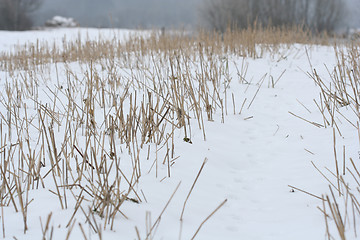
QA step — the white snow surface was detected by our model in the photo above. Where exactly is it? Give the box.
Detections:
[0,28,140,53]
[0,28,358,240]
[45,16,79,28]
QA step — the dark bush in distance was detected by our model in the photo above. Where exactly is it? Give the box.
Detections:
[201,0,345,33]
[0,0,42,31]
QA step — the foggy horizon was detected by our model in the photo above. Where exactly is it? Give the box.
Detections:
[31,0,360,30]
[32,0,203,29]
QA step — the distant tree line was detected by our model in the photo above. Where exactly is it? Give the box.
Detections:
[201,0,345,33]
[33,0,197,29]
[0,0,347,32]
[0,0,42,30]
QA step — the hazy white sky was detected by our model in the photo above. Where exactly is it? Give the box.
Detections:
[33,0,202,28]
[32,0,360,29]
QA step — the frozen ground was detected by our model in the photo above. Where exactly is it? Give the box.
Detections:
[0,28,140,53]
[0,28,357,239]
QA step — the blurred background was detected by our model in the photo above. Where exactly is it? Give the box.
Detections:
[33,0,201,29]
[0,0,359,34]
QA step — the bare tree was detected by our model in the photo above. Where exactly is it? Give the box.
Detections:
[201,0,345,33]
[310,0,344,32]
[0,0,42,30]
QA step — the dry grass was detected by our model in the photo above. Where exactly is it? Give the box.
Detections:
[0,25,328,73]
[0,26,337,239]
[306,40,360,239]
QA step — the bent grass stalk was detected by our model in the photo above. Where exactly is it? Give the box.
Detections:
[0,26,335,238]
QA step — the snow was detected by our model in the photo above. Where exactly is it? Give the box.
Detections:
[0,28,140,53]
[45,16,79,28]
[0,28,357,239]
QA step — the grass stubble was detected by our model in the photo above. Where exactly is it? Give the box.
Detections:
[298,40,360,239]
[0,25,350,239]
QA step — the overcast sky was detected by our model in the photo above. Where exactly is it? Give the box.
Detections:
[32,0,204,29]
[32,0,360,30]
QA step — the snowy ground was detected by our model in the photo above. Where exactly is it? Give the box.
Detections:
[0,28,357,239]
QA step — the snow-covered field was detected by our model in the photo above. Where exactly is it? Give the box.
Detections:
[0,28,358,239]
